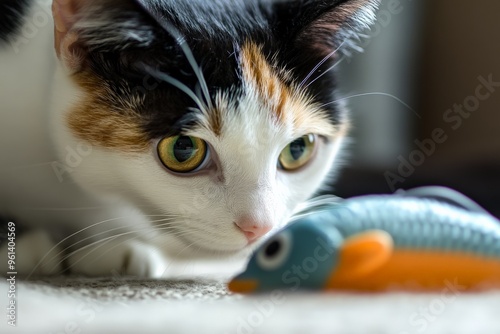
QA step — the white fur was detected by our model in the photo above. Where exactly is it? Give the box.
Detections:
[0,1,344,278]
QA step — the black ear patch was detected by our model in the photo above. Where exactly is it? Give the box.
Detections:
[73,0,164,52]
[0,0,31,43]
[273,0,380,57]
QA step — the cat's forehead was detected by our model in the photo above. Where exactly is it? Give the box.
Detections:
[67,40,342,153]
[193,42,338,139]
[61,0,381,153]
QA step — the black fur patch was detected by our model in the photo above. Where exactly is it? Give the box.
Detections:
[0,0,31,43]
[74,0,378,140]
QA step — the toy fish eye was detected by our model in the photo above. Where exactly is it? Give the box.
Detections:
[256,231,292,271]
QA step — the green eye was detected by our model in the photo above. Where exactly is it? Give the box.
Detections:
[157,136,208,173]
[278,134,316,171]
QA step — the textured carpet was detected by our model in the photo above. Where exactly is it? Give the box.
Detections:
[1,277,500,334]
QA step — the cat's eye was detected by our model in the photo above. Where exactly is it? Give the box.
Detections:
[157,136,208,173]
[278,134,316,171]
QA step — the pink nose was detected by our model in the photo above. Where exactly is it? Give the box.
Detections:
[235,219,272,242]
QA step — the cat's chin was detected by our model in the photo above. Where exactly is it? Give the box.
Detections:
[174,244,253,261]
[155,232,259,261]
[180,240,255,258]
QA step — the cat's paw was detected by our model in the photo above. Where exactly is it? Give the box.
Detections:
[0,230,64,277]
[68,239,169,278]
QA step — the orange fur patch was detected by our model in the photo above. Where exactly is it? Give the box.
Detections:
[240,42,289,122]
[67,71,150,153]
[207,106,223,137]
[240,42,341,139]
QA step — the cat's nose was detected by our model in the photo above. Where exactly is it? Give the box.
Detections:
[235,219,272,242]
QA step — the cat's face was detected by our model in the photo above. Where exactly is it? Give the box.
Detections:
[51,0,379,255]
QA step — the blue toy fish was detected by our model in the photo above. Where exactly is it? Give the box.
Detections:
[228,187,500,293]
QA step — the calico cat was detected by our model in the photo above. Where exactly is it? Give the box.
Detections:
[0,0,379,278]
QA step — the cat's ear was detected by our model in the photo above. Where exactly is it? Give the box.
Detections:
[272,0,381,57]
[52,0,157,72]
[52,0,84,70]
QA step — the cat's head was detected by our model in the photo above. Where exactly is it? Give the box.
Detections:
[50,0,379,256]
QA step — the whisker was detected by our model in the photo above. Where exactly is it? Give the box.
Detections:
[173,240,197,258]
[42,217,179,272]
[292,195,343,219]
[22,206,105,212]
[26,214,179,279]
[304,57,344,89]
[58,235,119,274]
[140,64,207,114]
[135,1,213,109]
[168,28,212,109]
[299,39,347,89]
[159,239,198,277]
[321,92,421,118]
[20,203,159,211]
[61,226,202,276]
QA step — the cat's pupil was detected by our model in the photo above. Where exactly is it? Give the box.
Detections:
[174,136,195,162]
[289,138,306,161]
[265,240,281,258]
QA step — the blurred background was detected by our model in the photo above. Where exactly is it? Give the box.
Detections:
[333,0,500,217]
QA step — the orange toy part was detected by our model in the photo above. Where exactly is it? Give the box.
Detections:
[330,230,394,281]
[327,230,500,291]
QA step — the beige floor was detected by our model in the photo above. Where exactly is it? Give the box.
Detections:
[1,277,499,334]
